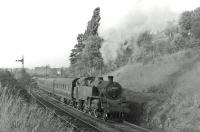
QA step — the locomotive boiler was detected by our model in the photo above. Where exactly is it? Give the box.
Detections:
[36,76,129,121]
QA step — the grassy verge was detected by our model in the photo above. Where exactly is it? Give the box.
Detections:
[0,70,72,132]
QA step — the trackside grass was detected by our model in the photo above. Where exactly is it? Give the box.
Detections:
[0,86,73,132]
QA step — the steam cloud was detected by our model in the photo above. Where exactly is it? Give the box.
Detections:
[100,6,178,64]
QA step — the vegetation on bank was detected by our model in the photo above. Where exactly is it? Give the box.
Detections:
[0,70,71,132]
[68,7,200,77]
[108,7,200,132]
[0,5,199,132]
[68,6,200,132]
[114,48,200,132]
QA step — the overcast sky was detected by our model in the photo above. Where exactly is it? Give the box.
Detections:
[0,0,199,68]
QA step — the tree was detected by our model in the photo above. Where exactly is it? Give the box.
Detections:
[81,36,104,76]
[179,11,192,38]
[191,7,200,39]
[137,31,153,47]
[69,49,78,65]
[171,34,186,51]
[179,11,192,31]
[69,34,85,65]
[69,7,103,76]
[84,7,101,36]
[164,21,179,40]
[191,17,200,39]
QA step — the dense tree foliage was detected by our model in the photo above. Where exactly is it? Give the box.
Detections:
[81,36,103,75]
[179,7,200,39]
[67,6,200,77]
[191,7,200,39]
[84,7,101,36]
[137,31,153,47]
[179,11,192,37]
[69,7,103,77]
[69,34,85,65]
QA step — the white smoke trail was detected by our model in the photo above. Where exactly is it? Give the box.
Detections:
[100,5,178,63]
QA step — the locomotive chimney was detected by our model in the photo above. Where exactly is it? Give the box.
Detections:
[108,76,113,83]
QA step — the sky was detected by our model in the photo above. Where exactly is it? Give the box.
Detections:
[0,0,200,68]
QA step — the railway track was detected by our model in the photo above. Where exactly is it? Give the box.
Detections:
[31,90,103,132]
[31,88,154,132]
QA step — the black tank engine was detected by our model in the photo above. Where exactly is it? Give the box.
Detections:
[36,76,129,121]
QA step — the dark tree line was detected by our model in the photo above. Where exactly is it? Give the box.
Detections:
[179,7,200,39]
[133,6,200,64]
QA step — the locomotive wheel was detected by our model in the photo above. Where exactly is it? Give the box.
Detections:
[83,108,87,113]
[93,109,101,118]
[119,112,124,123]
[64,99,69,104]
[77,100,84,111]
[103,113,108,121]
[83,104,88,113]
[60,97,64,103]
[88,111,93,116]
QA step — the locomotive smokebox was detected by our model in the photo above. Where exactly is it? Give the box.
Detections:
[108,76,113,83]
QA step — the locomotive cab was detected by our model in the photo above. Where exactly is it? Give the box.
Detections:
[92,86,100,96]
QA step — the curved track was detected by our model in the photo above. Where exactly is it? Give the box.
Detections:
[31,88,154,132]
[31,90,104,132]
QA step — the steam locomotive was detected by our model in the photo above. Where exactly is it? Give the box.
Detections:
[35,76,129,121]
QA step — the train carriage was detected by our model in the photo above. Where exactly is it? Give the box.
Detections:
[36,78,55,93]
[53,78,74,100]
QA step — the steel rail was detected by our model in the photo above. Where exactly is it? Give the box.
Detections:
[32,88,154,132]
[45,92,154,132]
[30,91,82,131]
[39,91,130,132]
[123,121,153,132]
[31,91,103,132]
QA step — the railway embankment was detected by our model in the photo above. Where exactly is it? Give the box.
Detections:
[0,70,71,132]
[112,49,200,132]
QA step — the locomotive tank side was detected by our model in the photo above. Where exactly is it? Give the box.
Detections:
[71,77,96,110]
[73,77,95,100]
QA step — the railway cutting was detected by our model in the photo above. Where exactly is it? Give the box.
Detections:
[30,77,153,132]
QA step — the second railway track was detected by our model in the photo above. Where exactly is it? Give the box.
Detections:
[30,88,153,132]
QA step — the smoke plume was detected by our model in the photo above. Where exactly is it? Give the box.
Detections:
[100,5,178,63]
